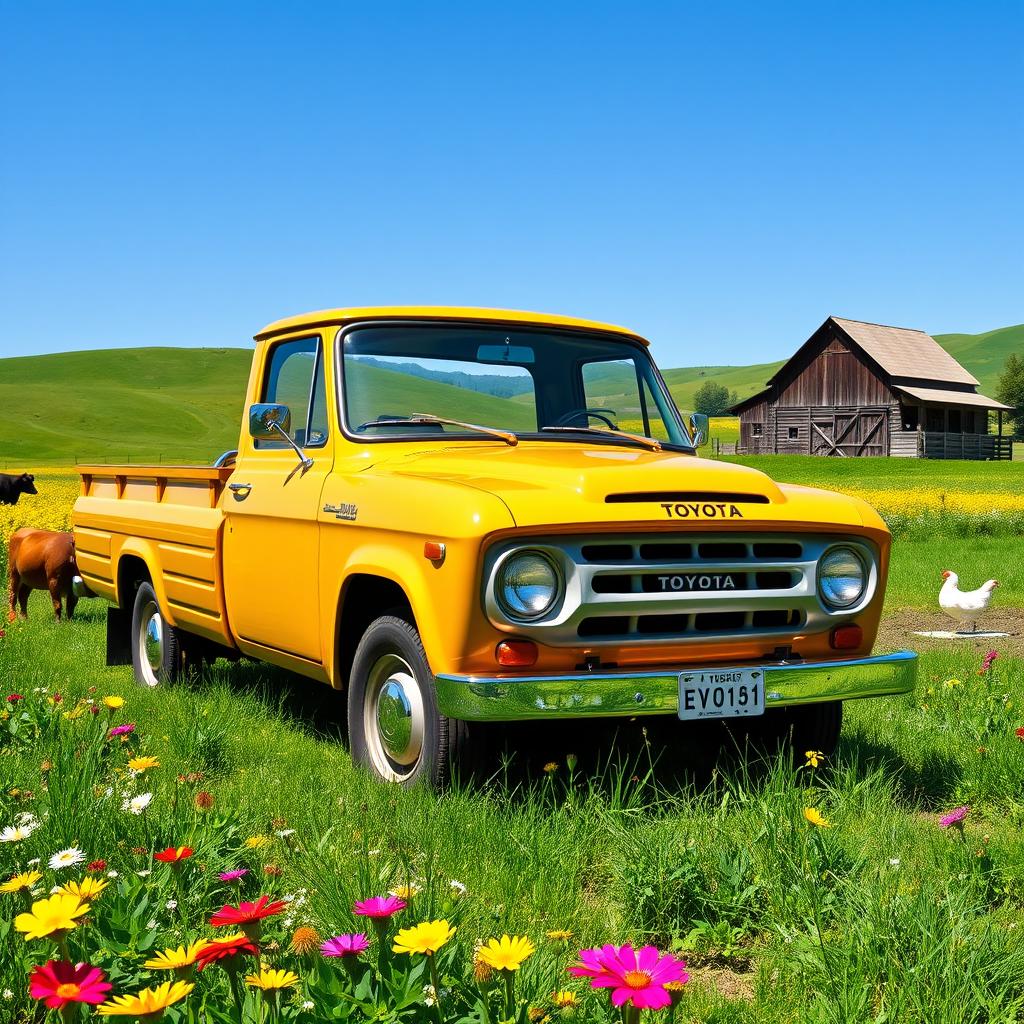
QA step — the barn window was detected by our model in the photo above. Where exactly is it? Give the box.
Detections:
[752,423,763,437]
[787,426,798,440]
[902,406,919,430]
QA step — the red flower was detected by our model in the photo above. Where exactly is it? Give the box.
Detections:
[210,895,287,928]
[7,694,23,703]
[86,860,107,873]
[194,932,259,971]
[1016,727,1024,740]
[29,960,111,1008]
[154,846,194,864]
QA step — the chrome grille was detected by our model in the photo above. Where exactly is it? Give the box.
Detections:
[483,533,877,646]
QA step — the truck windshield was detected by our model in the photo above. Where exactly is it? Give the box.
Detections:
[340,324,690,447]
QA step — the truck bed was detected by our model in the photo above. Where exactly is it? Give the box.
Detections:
[73,465,235,647]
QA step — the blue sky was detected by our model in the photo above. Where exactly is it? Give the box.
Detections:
[1,1,1021,367]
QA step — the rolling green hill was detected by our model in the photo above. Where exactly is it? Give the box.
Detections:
[0,323,1018,466]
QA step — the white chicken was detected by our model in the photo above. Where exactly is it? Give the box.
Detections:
[938,570,998,634]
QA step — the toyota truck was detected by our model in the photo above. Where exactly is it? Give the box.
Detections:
[72,306,917,785]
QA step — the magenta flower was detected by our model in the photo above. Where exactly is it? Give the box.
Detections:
[353,895,406,918]
[219,869,249,882]
[108,723,136,738]
[981,650,998,672]
[569,943,688,1010]
[321,933,370,957]
[939,806,969,829]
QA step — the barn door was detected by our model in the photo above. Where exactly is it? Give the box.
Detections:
[810,409,888,457]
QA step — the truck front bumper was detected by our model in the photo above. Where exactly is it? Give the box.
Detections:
[435,650,917,722]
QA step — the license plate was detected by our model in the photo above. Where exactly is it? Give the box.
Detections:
[678,667,765,720]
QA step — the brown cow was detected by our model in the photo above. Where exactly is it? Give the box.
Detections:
[7,529,79,622]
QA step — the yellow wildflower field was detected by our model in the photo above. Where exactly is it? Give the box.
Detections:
[0,472,81,546]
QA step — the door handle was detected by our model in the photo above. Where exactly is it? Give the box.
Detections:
[228,482,253,498]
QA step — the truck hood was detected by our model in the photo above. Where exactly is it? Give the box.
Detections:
[373,442,873,532]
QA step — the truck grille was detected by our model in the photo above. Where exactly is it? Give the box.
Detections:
[484,533,874,647]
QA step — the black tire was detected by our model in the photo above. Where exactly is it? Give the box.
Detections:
[347,615,465,787]
[130,581,184,687]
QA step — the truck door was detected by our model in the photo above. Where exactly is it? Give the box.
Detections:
[222,334,332,664]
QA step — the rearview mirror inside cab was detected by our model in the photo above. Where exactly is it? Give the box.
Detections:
[476,344,535,365]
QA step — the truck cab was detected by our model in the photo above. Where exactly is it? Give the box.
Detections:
[73,307,916,785]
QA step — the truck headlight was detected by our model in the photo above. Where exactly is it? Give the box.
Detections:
[818,546,866,609]
[495,550,562,621]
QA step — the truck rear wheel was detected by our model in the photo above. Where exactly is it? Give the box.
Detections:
[348,615,461,787]
[131,582,183,687]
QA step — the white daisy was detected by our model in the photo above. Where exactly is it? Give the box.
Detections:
[449,879,467,895]
[275,829,296,838]
[123,793,153,815]
[2,989,13,1000]
[49,847,86,870]
[0,825,33,843]
[166,899,178,910]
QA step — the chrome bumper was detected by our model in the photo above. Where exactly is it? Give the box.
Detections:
[435,650,917,722]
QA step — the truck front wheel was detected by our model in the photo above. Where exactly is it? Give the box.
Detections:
[131,582,183,687]
[348,615,460,787]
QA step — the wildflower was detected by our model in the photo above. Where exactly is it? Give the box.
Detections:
[544,761,559,773]
[474,957,495,984]
[29,960,112,1008]
[154,846,194,864]
[982,650,998,672]
[137,870,152,878]
[354,895,406,918]
[14,893,91,940]
[939,806,969,830]
[477,934,536,971]
[61,877,108,901]
[944,678,962,688]
[144,941,211,973]
[108,723,135,738]
[450,879,467,896]
[2,989,12,999]
[1015,727,1024,741]
[123,793,153,815]
[87,859,107,873]
[803,807,831,828]
[7,694,23,703]
[195,791,215,811]
[244,835,270,849]
[389,883,420,899]
[546,929,574,942]
[889,857,901,867]
[49,848,86,870]
[302,1000,315,1011]
[0,823,36,843]
[1,870,42,894]
[219,869,248,882]
[552,990,579,1008]
[102,696,124,710]
[106,870,119,878]
[194,932,258,971]
[568,943,689,1010]
[392,919,456,956]
[566,752,578,770]
[128,756,160,773]
[98,980,194,1016]
[246,967,298,992]
[275,828,295,838]
[210,895,288,941]
[290,926,322,955]
[321,933,370,957]
[804,750,825,768]
[263,864,283,877]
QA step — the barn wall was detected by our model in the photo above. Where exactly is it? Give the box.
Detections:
[776,331,893,407]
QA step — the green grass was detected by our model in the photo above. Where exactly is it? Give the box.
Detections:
[1,583,1023,1021]
[934,323,1024,398]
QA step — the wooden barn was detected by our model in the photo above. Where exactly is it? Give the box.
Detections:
[730,316,1012,459]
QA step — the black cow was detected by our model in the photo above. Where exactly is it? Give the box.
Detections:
[0,473,38,506]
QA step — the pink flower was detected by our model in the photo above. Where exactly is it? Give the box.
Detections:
[108,723,136,738]
[321,933,370,957]
[219,869,248,882]
[982,650,998,672]
[29,961,112,1008]
[569,943,688,1010]
[353,895,406,918]
[939,806,969,829]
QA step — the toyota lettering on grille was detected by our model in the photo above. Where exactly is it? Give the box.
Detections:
[646,573,740,592]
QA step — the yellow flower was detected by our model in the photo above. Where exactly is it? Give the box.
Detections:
[389,883,420,900]
[476,934,536,971]
[944,679,962,688]
[245,968,299,992]
[546,929,574,941]
[803,807,831,829]
[244,835,270,849]
[290,926,321,955]
[98,980,194,1016]
[61,876,109,901]
[102,695,125,710]
[392,919,456,956]
[543,761,559,773]
[128,755,161,772]
[0,870,42,894]
[14,893,91,940]
[552,990,579,1008]
[804,750,825,768]
[144,940,211,970]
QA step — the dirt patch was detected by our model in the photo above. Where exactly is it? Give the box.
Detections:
[878,608,1024,657]
[685,959,757,1001]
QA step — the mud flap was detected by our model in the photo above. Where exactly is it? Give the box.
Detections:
[106,607,132,666]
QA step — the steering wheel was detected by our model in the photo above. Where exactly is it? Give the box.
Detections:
[552,407,618,429]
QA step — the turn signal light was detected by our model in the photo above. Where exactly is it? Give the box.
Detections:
[423,541,446,562]
[496,639,538,668]
[830,624,863,651]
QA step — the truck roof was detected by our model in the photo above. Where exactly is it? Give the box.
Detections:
[254,306,650,345]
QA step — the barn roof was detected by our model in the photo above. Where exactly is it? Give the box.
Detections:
[894,384,1011,410]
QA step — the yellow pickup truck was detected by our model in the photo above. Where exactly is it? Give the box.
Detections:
[73,306,916,785]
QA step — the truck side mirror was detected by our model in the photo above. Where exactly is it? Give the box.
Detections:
[688,413,709,448]
[249,403,292,439]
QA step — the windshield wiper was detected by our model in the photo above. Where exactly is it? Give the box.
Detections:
[539,426,663,452]
[361,415,518,446]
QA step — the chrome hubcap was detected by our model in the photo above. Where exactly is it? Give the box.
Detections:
[138,601,163,686]
[364,654,425,781]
